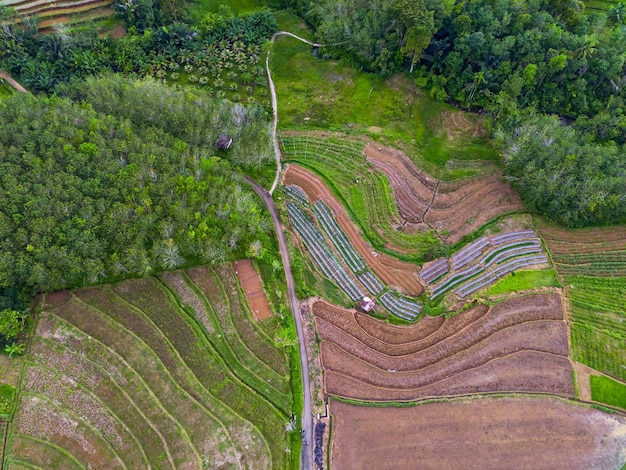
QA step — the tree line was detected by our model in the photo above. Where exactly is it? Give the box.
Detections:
[279,0,626,227]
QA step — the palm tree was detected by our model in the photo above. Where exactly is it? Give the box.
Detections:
[5,342,25,358]
[606,3,626,27]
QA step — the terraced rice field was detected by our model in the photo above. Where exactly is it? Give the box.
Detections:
[281,134,443,258]
[568,276,626,381]
[536,219,626,382]
[537,220,626,276]
[330,397,626,470]
[0,0,114,30]
[283,164,423,298]
[313,293,574,401]
[4,266,295,469]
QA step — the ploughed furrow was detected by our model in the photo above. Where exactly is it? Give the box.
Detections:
[354,304,446,344]
[363,142,522,243]
[325,351,574,401]
[320,320,568,389]
[314,300,489,353]
[72,287,258,469]
[317,316,567,371]
[315,293,573,400]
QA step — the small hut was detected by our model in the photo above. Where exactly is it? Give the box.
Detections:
[216,134,233,150]
[359,297,375,313]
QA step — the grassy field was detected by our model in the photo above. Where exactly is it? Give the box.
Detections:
[485,269,560,296]
[272,12,498,181]
[281,135,443,261]
[590,375,626,409]
[4,265,299,469]
[567,275,626,381]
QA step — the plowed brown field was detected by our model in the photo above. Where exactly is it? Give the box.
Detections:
[313,293,575,401]
[364,143,523,243]
[330,397,626,470]
[233,259,273,320]
[283,164,423,296]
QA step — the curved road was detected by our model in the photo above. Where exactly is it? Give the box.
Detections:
[247,179,313,470]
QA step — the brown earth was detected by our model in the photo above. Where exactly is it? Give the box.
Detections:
[43,290,70,307]
[313,294,575,401]
[283,164,424,297]
[364,143,523,243]
[330,397,626,470]
[233,259,273,321]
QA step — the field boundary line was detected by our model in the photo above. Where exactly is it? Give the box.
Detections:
[22,358,151,469]
[69,295,210,469]
[19,389,128,469]
[205,267,289,384]
[33,333,163,468]
[183,270,289,385]
[4,457,46,469]
[155,276,290,422]
[9,433,86,469]
[353,312,447,348]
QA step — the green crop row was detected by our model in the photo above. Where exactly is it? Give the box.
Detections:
[111,277,291,469]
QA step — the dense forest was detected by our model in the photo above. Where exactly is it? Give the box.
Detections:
[279,0,626,227]
[0,76,273,309]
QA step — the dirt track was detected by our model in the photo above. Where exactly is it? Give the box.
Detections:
[330,397,626,470]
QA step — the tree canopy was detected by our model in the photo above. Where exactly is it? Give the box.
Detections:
[0,76,273,306]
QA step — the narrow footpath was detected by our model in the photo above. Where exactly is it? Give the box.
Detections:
[247,179,313,470]
[266,31,324,195]
[0,70,28,93]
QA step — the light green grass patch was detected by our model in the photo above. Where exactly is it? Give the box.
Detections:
[187,0,264,24]
[0,82,15,97]
[486,269,560,296]
[270,12,499,179]
[590,375,626,409]
[0,383,16,416]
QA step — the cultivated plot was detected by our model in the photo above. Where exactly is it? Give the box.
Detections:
[330,397,626,470]
[313,294,574,401]
[5,266,295,470]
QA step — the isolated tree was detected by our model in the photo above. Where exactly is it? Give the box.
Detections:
[392,0,435,72]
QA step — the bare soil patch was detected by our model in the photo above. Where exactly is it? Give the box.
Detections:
[364,143,523,243]
[437,110,486,140]
[284,164,424,296]
[233,260,273,321]
[43,290,70,307]
[538,222,626,254]
[314,294,574,400]
[330,397,626,470]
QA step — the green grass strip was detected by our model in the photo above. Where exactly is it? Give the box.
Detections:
[486,269,560,296]
[590,375,626,409]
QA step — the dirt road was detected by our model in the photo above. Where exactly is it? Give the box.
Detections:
[247,178,313,470]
